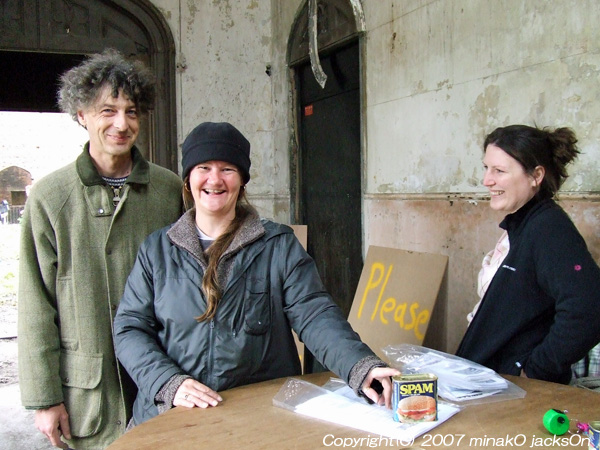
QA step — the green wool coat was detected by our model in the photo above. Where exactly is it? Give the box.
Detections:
[18,145,183,449]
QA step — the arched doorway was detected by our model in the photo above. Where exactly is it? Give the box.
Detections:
[0,0,177,171]
[288,0,365,372]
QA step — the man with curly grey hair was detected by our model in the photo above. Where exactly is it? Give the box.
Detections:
[18,49,183,449]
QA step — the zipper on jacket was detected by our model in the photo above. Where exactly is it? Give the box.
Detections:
[208,319,215,387]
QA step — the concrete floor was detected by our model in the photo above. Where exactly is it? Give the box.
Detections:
[0,304,53,449]
[0,383,54,450]
[0,226,53,449]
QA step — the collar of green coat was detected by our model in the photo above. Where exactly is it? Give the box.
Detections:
[76,142,150,187]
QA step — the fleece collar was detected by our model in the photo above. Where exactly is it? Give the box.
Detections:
[166,206,265,265]
[500,196,554,236]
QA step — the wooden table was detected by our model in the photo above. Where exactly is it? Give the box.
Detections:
[107,372,599,449]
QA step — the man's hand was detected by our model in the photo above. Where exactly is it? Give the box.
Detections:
[34,403,71,449]
[362,366,400,408]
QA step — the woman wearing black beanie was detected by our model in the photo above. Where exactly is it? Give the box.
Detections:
[114,122,399,427]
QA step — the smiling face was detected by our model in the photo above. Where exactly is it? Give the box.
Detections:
[77,85,139,161]
[189,160,243,221]
[483,144,544,213]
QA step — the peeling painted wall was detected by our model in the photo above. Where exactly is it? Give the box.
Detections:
[363,0,600,194]
[149,0,600,354]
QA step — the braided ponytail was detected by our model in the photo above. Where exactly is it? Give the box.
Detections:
[196,194,254,322]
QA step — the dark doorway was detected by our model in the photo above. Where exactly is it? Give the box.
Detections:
[0,51,86,112]
[297,42,362,372]
[0,0,177,171]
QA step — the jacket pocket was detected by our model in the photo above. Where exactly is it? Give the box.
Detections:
[59,349,103,438]
[243,278,270,335]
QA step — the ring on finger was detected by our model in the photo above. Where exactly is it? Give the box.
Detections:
[184,394,189,401]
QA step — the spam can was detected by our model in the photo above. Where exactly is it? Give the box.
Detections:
[392,373,438,423]
[588,421,600,450]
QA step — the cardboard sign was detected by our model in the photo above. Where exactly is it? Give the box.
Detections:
[289,225,307,250]
[348,246,448,360]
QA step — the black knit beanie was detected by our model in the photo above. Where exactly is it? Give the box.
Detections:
[181,122,251,183]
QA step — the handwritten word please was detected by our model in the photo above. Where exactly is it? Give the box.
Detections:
[356,262,430,340]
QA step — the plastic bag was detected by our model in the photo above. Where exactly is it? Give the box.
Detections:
[382,343,526,405]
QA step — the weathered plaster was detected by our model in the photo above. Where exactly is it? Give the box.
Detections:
[364,0,600,194]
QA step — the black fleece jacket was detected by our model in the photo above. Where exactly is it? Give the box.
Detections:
[457,197,600,384]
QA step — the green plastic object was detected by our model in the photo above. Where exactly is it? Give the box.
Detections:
[543,409,570,435]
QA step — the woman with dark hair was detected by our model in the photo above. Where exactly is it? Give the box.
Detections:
[456,124,600,384]
[114,122,398,426]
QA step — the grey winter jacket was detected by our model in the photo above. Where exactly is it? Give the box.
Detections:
[114,209,376,425]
